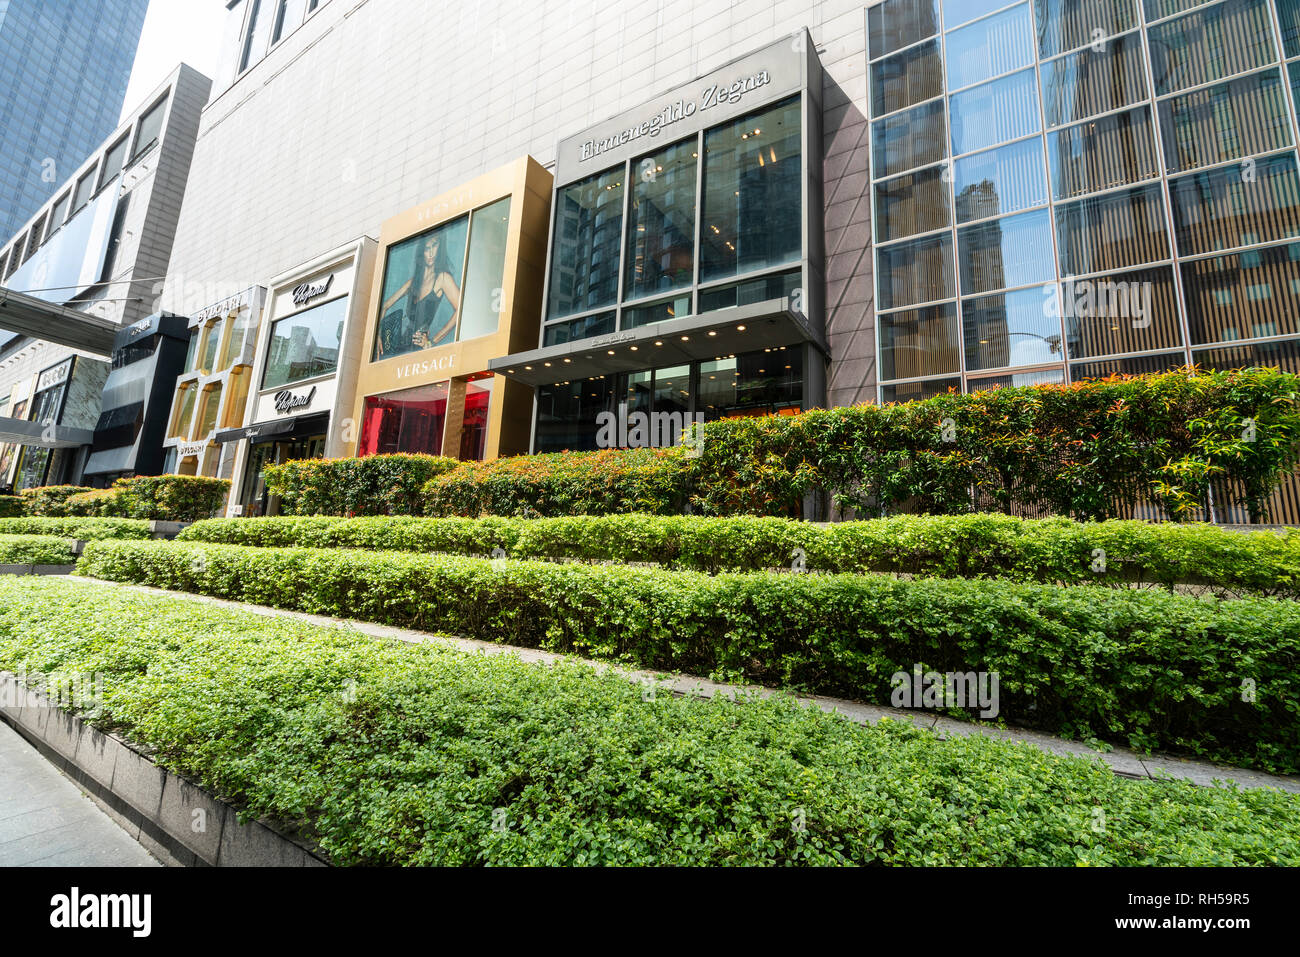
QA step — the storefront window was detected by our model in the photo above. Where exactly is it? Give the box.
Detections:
[697,347,801,421]
[360,382,449,455]
[458,198,512,341]
[184,329,200,371]
[700,96,802,282]
[198,384,223,437]
[219,304,255,370]
[547,167,624,320]
[458,381,491,460]
[264,296,345,389]
[535,376,616,453]
[200,319,223,373]
[170,384,196,439]
[373,217,468,360]
[625,139,697,300]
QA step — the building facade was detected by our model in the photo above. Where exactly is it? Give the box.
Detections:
[348,157,551,467]
[0,0,149,240]
[145,0,1300,522]
[220,237,375,517]
[0,64,211,491]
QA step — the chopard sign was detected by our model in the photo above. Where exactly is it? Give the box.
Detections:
[578,68,772,162]
[292,274,334,307]
[176,440,207,458]
[274,385,317,414]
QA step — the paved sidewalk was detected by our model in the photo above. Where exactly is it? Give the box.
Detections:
[66,576,1300,795]
[0,718,159,867]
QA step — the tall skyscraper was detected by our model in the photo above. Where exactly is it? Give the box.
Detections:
[0,0,149,240]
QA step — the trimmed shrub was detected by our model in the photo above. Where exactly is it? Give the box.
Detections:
[0,496,23,518]
[0,517,153,540]
[0,534,78,565]
[77,538,1300,772]
[19,485,95,516]
[412,369,1300,521]
[179,512,1300,597]
[59,476,229,522]
[422,448,688,518]
[3,575,1298,865]
[264,454,459,516]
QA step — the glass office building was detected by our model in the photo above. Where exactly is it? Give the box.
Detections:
[869,0,1300,402]
[0,0,148,240]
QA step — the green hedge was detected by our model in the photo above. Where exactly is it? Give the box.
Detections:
[0,496,24,518]
[16,477,229,521]
[262,454,459,517]
[415,368,1300,521]
[3,576,1297,865]
[178,512,1300,597]
[0,534,78,565]
[0,517,153,540]
[422,448,688,518]
[76,538,1300,772]
[18,485,95,516]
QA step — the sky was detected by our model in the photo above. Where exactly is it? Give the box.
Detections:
[120,0,229,121]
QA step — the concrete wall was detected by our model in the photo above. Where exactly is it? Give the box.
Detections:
[162,0,877,405]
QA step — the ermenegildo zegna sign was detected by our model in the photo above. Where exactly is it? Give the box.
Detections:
[555,31,811,183]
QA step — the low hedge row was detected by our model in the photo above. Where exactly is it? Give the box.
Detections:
[0,534,78,565]
[18,476,229,521]
[76,539,1300,772]
[177,512,1300,596]
[0,496,24,518]
[262,454,459,516]
[3,576,1297,865]
[0,517,153,540]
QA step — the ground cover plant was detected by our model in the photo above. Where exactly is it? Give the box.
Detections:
[75,538,1300,772]
[1,576,1297,866]
[0,534,78,565]
[0,517,153,540]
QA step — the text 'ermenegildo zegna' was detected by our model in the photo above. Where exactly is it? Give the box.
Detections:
[49,888,151,938]
[578,69,773,162]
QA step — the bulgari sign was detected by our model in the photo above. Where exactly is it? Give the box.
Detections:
[556,31,809,182]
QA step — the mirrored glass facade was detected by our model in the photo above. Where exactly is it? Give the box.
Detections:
[543,96,803,342]
[870,0,1300,398]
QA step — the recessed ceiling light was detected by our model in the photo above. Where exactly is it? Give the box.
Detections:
[680,335,689,341]
[708,330,717,336]
[654,340,664,346]
[736,324,746,331]
[607,350,615,355]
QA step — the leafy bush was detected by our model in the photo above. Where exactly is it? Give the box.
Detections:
[60,476,228,522]
[77,538,1300,772]
[0,517,153,540]
[0,496,23,518]
[0,534,78,565]
[264,454,459,516]
[422,448,688,518]
[179,512,1300,597]
[411,369,1300,521]
[19,485,95,517]
[2,576,1297,865]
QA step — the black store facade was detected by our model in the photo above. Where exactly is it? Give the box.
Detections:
[492,32,828,452]
[83,313,192,485]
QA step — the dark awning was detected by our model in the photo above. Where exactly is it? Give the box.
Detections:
[488,298,826,387]
[213,417,297,444]
[214,411,330,444]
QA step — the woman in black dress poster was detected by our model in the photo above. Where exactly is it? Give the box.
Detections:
[377,227,464,357]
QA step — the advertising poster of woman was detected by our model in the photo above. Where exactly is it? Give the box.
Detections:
[374,217,468,359]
